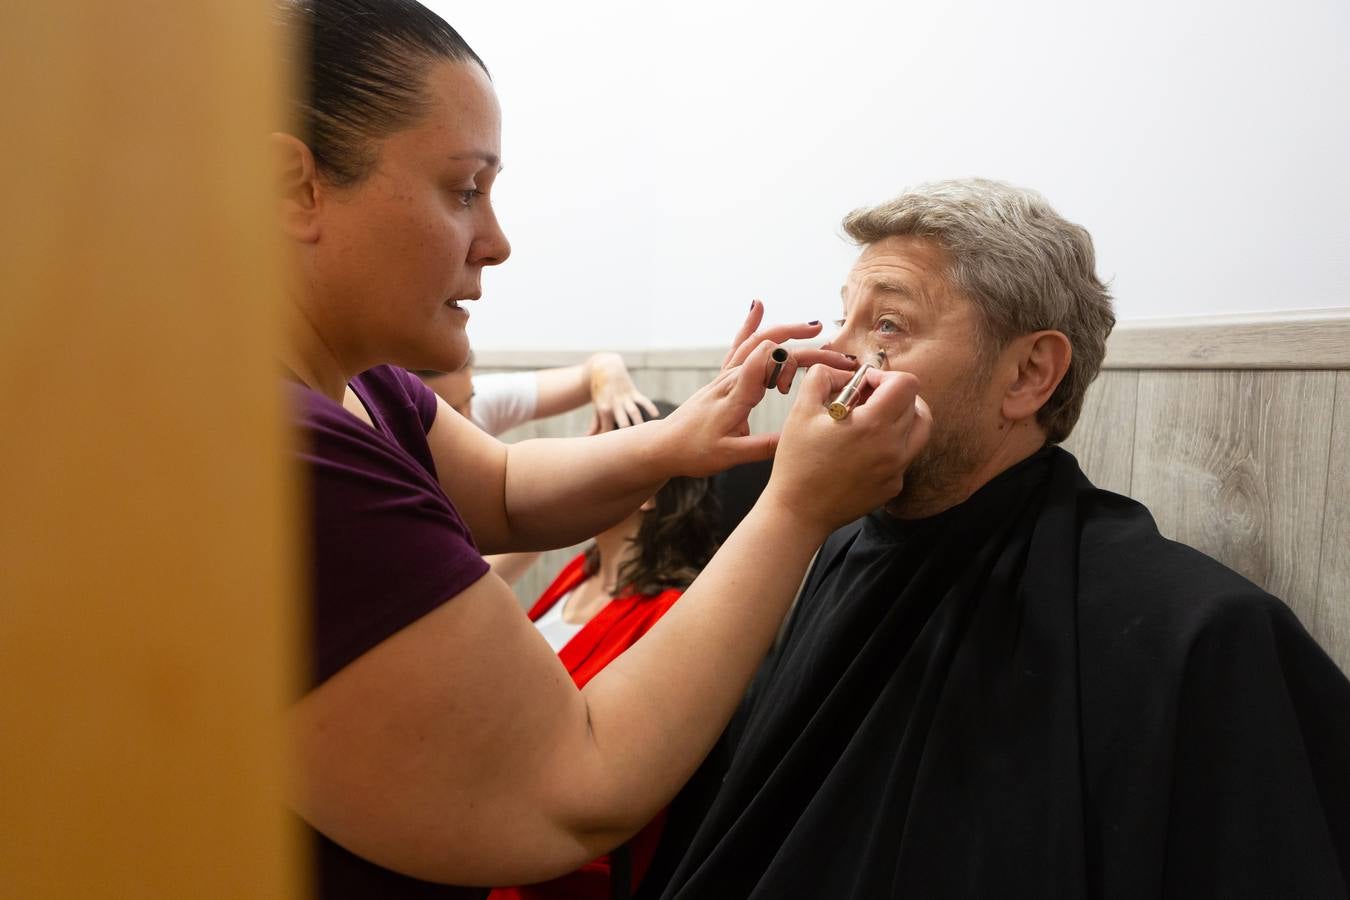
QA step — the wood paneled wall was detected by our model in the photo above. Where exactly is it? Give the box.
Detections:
[480,308,1350,673]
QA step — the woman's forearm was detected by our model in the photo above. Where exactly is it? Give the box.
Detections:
[288,501,827,888]
[496,422,674,551]
[559,496,829,845]
[529,361,591,420]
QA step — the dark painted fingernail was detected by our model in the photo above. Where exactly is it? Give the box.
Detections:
[808,320,820,326]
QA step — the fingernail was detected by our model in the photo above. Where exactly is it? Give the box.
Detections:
[808,320,820,326]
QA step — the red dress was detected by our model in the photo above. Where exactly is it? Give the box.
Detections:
[488,554,683,900]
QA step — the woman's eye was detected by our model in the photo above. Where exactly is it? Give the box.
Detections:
[832,318,846,328]
[456,189,483,207]
[877,319,902,334]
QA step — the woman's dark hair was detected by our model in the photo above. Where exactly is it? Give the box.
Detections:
[281,0,487,185]
[583,401,723,597]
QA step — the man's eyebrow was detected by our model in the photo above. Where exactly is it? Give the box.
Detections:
[448,152,502,170]
[861,276,943,316]
[865,278,917,298]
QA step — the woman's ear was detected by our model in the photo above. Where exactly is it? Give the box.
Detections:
[1000,330,1072,423]
[638,496,657,513]
[270,132,322,243]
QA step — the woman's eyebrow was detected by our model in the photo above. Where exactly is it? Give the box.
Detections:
[448,151,502,170]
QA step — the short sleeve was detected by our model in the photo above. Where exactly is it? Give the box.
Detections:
[470,371,538,436]
[389,365,440,434]
[293,377,490,687]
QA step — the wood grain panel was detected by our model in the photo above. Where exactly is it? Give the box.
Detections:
[1315,373,1350,671]
[639,367,717,407]
[1059,371,1138,496]
[1130,371,1337,629]
[1104,308,1350,369]
[0,3,301,898]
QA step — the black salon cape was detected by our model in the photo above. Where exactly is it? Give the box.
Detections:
[638,447,1350,899]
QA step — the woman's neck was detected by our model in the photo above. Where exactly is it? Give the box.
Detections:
[592,517,641,593]
[562,516,642,626]
[282,296,358,401]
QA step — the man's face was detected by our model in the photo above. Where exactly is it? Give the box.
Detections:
[824,236,1003,515]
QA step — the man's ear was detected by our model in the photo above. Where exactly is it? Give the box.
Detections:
[269,132,322,243]
[1001,330,1072,423]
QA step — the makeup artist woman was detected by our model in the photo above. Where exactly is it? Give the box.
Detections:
[275,2,930,898]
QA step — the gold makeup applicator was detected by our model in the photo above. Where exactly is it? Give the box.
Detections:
[827,350,886,420]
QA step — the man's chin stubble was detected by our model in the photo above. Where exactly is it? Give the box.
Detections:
[883,435,984,520]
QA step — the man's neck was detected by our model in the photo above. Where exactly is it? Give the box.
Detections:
[887,420,1047,520]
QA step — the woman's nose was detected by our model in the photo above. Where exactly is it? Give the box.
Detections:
[474,209,511,267]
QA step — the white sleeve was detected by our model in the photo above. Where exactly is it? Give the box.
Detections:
[470,371,539,437]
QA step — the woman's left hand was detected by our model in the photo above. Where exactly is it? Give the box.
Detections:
[658,301,857,475]
[722,299,858,393]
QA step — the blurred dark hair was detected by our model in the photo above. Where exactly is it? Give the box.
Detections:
[583,401,722,597]
[279,0,487,186]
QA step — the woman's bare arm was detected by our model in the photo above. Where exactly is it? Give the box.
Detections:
[434,317,855,555]
[290,365,930,886]
[530,352,658,430]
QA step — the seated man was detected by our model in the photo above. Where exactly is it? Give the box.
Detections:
[639,178,1350,899]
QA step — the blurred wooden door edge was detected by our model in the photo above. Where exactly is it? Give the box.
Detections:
[0,4,305,898]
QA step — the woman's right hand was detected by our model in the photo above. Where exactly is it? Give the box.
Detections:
[762,364,931,534]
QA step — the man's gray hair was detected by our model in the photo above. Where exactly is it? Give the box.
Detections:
[842,178,1115,443]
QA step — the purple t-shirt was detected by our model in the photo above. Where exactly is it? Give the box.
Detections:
[292,364,490,900]
[295,364,489,687]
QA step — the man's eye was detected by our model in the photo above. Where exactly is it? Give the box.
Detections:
[878,319,902,333]
[832,318,846,328]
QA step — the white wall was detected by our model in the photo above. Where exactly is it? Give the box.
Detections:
[434,0,1350,351]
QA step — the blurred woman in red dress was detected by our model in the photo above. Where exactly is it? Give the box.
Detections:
[491,401,720,900]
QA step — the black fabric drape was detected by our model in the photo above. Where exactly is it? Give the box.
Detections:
[640,448,1350,899]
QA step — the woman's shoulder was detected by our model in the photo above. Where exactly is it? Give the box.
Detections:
[352,365,439,433]
[290,367,442,481]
